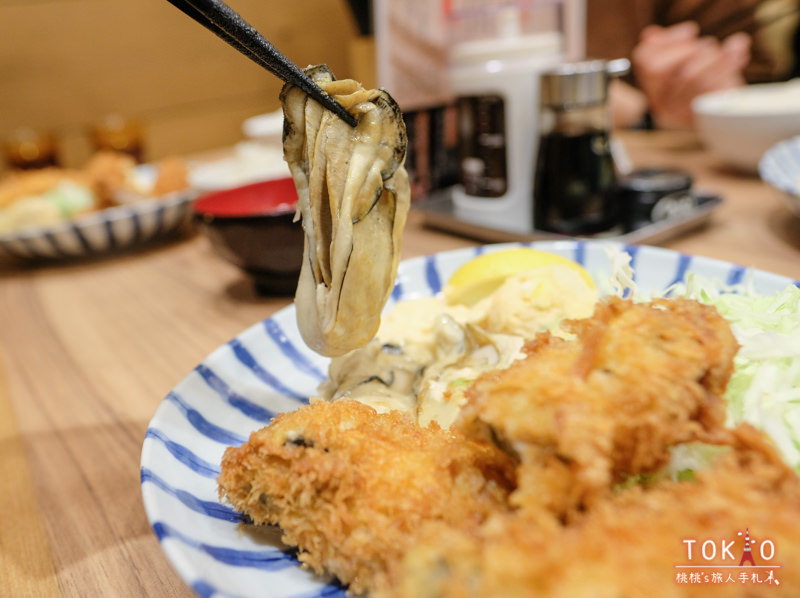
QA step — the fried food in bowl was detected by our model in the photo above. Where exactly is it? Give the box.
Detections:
[0,151,190,236]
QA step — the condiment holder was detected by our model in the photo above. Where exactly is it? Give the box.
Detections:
[533,58,629,236]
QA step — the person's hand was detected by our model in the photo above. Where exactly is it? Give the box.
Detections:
[631,21,751,129]
[608,79,649,129]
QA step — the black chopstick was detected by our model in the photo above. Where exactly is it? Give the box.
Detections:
[166,0,358,127]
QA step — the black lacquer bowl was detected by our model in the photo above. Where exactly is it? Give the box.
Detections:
[193,176,304,296]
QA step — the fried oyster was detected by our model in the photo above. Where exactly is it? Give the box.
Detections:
[281,65,410,357]
[217,399,516,595]
[381,425,800,598]
[457,296,740,520]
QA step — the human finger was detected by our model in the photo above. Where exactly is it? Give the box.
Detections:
[721,32,751,70]
[634,36,703,74]
[672,43,745,98]
[633,39,704,101]
[641,40,718,128]
[639,20,699,43]
[675,37,723,81]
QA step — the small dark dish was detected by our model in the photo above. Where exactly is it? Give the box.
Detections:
[193,177,304,296]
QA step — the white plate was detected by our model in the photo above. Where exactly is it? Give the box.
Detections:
[242,110,283,142]
[0,166,198,261]
[188,142,291,194]
[759,135,800,218]
[140,240,798,598]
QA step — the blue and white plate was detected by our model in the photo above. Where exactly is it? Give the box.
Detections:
[759,135,800,217]
[140,241,797,598]
[0,162,198,261]
[0,191,197,260]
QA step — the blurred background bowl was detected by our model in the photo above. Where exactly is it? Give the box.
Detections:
[187,141,291,194]
[692,79,800,173]
[241,109,284,145]
[193,176,304,296]
[758,135,800,218]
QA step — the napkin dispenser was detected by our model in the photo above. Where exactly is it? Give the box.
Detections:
[448,4,566,234]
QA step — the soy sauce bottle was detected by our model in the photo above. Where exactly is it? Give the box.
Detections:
[533,59,628,235]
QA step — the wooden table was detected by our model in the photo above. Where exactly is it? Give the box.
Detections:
[2,130,800,597]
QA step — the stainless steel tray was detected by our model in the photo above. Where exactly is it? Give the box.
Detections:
[414,190,723,245]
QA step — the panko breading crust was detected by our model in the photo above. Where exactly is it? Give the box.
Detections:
[381,425,800,598]
[218,399,516,594]
[457,296,740,519]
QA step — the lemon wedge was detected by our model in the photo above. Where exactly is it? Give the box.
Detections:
[444,247,595,306]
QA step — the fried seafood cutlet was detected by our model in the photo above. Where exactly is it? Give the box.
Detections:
[0,167,87,207]
[381,424,800,598]
[217,399,516,595]
[84,150,137,207]
[457,296,740,518]
[149,155,189,196]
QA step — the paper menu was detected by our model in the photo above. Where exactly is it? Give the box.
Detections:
[374,0,585,111]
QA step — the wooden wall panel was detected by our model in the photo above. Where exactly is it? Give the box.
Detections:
[0,0,360,170]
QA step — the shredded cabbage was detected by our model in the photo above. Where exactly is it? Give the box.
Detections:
[605,247,800,472]
[684,280,800,471]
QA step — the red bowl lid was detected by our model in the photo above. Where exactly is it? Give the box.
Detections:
[193,177,298,218]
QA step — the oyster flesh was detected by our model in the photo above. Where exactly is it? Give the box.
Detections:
[281,65,410,357]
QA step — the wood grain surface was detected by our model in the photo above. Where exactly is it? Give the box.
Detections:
[1,130,799,596]
[0,0,358,171]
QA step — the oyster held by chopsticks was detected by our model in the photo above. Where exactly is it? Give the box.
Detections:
[281,65,410,357]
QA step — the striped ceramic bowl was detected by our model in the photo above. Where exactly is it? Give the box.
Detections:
[759,135,800,217]
[0,189,198,261]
